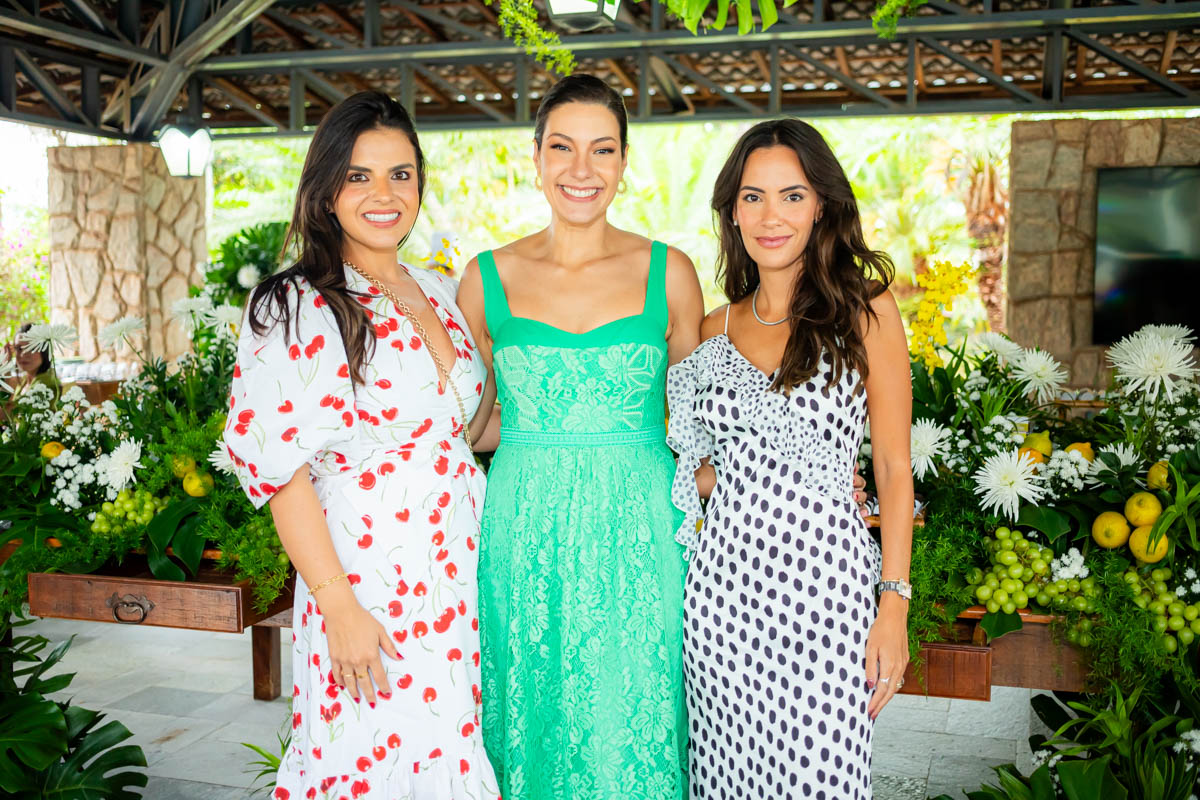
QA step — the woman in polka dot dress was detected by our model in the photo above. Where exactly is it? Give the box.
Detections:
[666,119,914,799]
[223,92,499,799]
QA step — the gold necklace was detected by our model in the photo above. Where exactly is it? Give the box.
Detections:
[344,261,473,451]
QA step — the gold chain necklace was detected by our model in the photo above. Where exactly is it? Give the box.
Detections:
[344,261,473,451]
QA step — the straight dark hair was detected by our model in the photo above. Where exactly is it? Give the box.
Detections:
[246,91,426,386]
[712,118,894,393]
[533,74,628,154]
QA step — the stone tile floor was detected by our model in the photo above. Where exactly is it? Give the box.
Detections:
[27,617,1039,799]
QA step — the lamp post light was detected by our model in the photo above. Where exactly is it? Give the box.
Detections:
[545,0,621,31]
[157,121,213,178]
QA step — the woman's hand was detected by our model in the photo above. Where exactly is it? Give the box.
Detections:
[322,600,401,706]
[852,468,869,518]
[865,593,909,720]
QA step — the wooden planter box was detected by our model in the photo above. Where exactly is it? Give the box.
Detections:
[898,606,1089,701]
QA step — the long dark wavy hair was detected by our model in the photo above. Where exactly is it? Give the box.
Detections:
[712,118,894,392]
[246,91,426,387]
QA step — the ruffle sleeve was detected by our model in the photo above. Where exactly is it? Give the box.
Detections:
[665,347,717,557]
[222,282,357,508]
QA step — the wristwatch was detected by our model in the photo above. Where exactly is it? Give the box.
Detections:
[878,579,912,600]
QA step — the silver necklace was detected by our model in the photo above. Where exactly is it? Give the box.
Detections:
[751,286,789,326]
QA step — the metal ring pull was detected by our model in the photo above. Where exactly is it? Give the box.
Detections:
[107,592,155,624]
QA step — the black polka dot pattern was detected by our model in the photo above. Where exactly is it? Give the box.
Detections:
[666,334,882,800]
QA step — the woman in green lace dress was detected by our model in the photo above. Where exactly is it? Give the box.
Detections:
[456,75,704,800]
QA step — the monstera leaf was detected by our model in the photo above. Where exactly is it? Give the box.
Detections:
[38,705,147,799]
[0,692,67,794]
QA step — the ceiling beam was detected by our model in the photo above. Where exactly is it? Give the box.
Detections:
[0,6,166,64]
[207,74,285,127]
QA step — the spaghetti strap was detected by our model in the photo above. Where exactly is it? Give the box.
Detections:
[723,304,731,335]
[477,250,513,331]
[642,240,669,330]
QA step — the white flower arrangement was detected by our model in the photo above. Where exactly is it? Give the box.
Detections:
[97,316,145,351]
[1012,348,1068,405]
[972,448,1046,521]
[1040,448,1091,500]
[1051,547,1089,582]
[19,322,78,354]
[973,332,1025,366]
[1108,327,1197,402]
[170,295,215,333]
[236,265,261,289]
[910,418,950,481]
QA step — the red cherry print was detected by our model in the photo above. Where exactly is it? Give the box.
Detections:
[233,364,242,378]
[357,409,371,422]
[332,397,346,410]
[413,582,427,596]
[471,617,479,631]
[423,687,437,702]
[320,394,335,407]
[460,760,470,775]
[278,400,294,413]
[320,777,336,792]
[472,685,481,704]
[429,509,442,525]
[456,461,469,477]
[314,294,326,308]
[312,654,321,667]
[367,285,381,296]
[388,600,403,617]
[342,411,354,427]
[461,722,475,737]
[437,492,451,508]
[392,630,407,645]
[306,789,316,799]
[429,748,443,759]
[434,456,449,475]
[356,756,372,772]
[473,651,480,667]
[395,509,410,522]
[292,712,302,729]
[375,378,392,389]
[398,674,413,689]
[358,471,376,490]
[435,549,448,561]
[411,418,432,438]
[439,440,452,452]
[475,381,483,396]
[382,407,398,421]
[447,648,462,661]
[387,733,401,749]
[399,450,412,462]
[351,781,369,799]
[238,409,255,424]
[429,296,440,308]
[229,395,236,409]
[433,607,456,633]
[248,463,258,477]
[467,536,475,551]
[396,579,409,595]
[281,427,298,442]
[391,339,405,351]
[458,600,467,615]
[325,683,338,699]
[361,514,373,529]
[410,335,421,349]
[386,317,398,332]
[378,689,391,700]
[347,574,361,585]
[355,294,371,305]
[234,422,251,437]
[379,462,395,476]
[304,335,325,358]
[293,683,300,697]
[445,562,458,579]
[375,323,389,339]
[248,485,261,498]
[260,482,279,496]
[357,534,372,549]
[288,344,301,361]
[393,564,403,575]
[334,452,347,464]
[338,364,350,378]
[274,788,290,799]
[373,745,386,761]
[432,531,444,546]
[313,747,321,760]
[412,621,428,638]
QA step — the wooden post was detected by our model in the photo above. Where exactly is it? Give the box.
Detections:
[252,624,281,701]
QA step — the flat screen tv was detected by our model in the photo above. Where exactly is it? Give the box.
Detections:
[1093,165,1200,345]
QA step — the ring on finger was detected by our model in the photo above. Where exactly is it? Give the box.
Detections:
[356,671,368,679]
[897,678,905,689]
[878,677,890,684]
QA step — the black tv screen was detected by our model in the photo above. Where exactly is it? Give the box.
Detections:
[1093,166,1200,345]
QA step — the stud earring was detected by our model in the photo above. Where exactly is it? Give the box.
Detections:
[535,175,542,191]
[618,179,627,194]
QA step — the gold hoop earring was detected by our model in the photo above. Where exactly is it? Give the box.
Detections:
[535,175,542,191]
[618,179,627,194]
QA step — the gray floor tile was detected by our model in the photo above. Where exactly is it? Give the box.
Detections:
[925,753,1015,800]
[873,773,928,800]
[150,738,263,788]
[143,775,263,799]
[946,686,1032,740]
[108,687,231,716]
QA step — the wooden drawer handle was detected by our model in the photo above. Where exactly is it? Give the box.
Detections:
[107,592,155,624]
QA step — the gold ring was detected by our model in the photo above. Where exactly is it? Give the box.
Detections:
[342,671,354,678]
[356,672,368,679]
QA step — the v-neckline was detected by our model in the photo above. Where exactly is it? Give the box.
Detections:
[718,333,780,381]
[351,264,460,390]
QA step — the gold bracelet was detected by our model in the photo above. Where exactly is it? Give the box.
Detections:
[308,572,349,594]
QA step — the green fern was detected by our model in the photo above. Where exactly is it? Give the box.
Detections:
[492,0,576,75]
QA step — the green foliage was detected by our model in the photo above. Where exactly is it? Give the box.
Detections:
[0,616,147,798]
[242,720,290,796]
[0,209,51,340]
[206,221,291,308]
[871,0,928,38]
[491,0,574,74]
[658,0,786,35]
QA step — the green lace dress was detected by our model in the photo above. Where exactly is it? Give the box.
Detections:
[477,241,686,800]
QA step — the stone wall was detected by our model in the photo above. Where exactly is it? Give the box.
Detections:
[1007,117,1200,386]
[48,143,206,362]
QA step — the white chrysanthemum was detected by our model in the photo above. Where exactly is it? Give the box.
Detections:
[1098,442,1139,470]
[171,295,215,330]
[19,323,78,354]
[97,315,145,350]
[0,350,14,394]
[1140,324,1195,346]
[972,449,1046,521]
[1013,348,1068,404]
[237,265,261,289]
[910,418,949,481]
[974,332,1025,365]
[205,303,243,339]
[1108,331,1197,401]
[104,440,143,491]
[207,445,236,475]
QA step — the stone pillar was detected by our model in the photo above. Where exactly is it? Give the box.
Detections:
[47,143,206,362]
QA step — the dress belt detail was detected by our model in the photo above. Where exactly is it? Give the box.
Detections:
[499,425,666,448]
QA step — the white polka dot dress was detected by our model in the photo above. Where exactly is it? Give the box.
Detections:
[666,333,882,800]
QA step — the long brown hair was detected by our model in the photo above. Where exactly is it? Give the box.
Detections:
[533,73,628,154]
[247,91,426,386]
[712,118,893,392]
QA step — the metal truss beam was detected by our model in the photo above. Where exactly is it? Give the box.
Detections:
[1066,29,1197,99]
[14,49,84,123]
[782,43,899,109]
[0,7,166,65]
[917,36,1043,104]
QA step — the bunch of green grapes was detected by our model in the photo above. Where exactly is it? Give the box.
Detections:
[90,488,167,535]
[965,527,1098,615]
[1124,566,1200,654]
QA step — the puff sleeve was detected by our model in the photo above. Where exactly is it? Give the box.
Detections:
[665,349,716,557]
[222,283,358,508]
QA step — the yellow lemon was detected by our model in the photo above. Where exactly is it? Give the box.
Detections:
[182,471,214,497]
[170,454,197,479]
[1091,511,1131,549]
[1147,461,1170,491]
[1018,447,1046,466]
[1021,431,1053,457]
[1064,442,1095,462]
[40,441,65,460]
[1125,491,1163,528]
[1129,525,1169,563]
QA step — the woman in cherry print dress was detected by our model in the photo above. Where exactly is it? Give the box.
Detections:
[223,91,500,800]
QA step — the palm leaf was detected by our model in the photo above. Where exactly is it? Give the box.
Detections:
[0,693,67,793]
[39,705,147,800]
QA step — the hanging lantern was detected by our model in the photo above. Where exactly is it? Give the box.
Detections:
[157,122,213,178]
[545,0,621,31]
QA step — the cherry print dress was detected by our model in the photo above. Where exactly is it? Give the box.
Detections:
[665,331,882,800]
[223,264,500,800]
